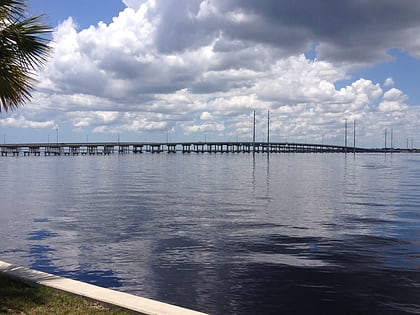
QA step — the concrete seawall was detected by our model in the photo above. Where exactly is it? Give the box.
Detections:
[0,260,208,315]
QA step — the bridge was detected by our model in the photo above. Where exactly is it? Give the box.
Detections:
[0,141,401,156]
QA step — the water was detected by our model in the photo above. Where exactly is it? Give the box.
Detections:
[0,153,419,314]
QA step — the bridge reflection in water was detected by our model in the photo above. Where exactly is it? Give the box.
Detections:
[0,142,399,156]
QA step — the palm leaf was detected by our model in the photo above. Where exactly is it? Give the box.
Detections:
[0,0,51,112]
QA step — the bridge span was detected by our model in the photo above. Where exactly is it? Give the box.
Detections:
[0,141,397,156]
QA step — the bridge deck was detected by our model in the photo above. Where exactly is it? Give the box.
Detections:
[0,141,400,156]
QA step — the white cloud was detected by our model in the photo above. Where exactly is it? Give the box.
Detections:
[121,0,147,10]
[2,0,419,147]
[0,116,56,129]
[378,88,408,112]
[183,121,225,134]
[200,111,213,120]
[384,77,394,87]
[196,0,219,20]
[253,55,348,104]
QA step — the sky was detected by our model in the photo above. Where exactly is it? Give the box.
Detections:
[1,0,420,148]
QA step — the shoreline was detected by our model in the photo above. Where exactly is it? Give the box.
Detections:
[0,260,208,315]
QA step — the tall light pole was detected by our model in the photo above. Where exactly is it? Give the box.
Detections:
[267,110,270,153]
[391,128,393,149]
[253,110,256,152]
[344,118,348,153]
[384,128,387,150]
[353,119,356,153]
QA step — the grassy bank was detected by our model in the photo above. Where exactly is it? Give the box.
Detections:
[0,274,132,314]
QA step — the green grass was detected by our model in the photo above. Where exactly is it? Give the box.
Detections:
[0,274,132,314]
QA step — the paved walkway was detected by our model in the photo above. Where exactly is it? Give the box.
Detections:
[0,260,208,315]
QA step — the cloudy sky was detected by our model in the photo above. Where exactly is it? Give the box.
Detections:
[1,0,419,147]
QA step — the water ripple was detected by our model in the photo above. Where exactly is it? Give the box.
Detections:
[0,154,419,314]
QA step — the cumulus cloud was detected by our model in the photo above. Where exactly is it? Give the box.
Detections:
[378,88,408,112]
[122,0,145,10]
[183,121,225,134]
[146,0,420,64]
[384,77,395,87]
[2,0,420,147]
[200,111,213,120]
[0,116,56,129]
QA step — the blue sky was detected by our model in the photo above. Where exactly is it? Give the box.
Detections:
[29,0,125,30]
[1,0,419,148]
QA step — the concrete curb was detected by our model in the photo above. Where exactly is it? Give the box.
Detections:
[0,261,208,315]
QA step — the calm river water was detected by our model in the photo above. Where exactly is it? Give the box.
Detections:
[0,153,419,314]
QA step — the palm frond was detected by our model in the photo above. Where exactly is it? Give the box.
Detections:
[0,0,26,22]
[0,0,51,112]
